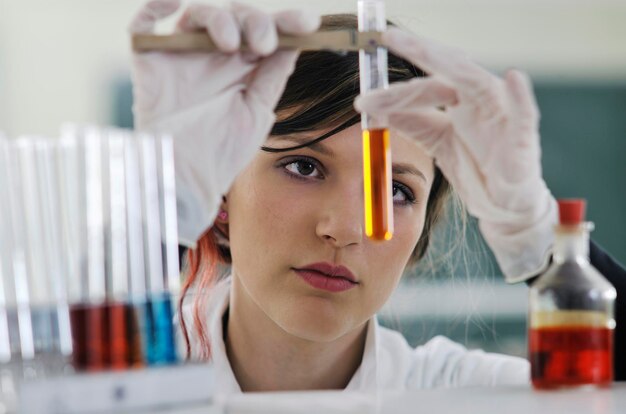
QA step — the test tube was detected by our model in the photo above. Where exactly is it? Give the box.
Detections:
[0,136,21,409]
[6,140,36,372]
[61,125,108,372]
[17,138,56,369]
[104,130,143,370]
[155,134,180,362]
[358,0,393,241]
[156,135,181,299]
[137,133,177,365]
[57,127,87,370]
[33,138,74,372]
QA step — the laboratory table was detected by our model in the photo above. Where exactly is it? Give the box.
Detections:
[173,384,626,414]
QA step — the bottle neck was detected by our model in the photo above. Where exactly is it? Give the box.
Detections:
[553,222,592,264]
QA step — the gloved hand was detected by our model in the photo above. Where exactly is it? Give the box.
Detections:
[129,0,320,247]
[355,28,557,283]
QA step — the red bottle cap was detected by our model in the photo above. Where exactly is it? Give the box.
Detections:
[558,199,586,225]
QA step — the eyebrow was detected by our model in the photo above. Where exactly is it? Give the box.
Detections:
[392,163,428,183]
[269,136,427,182]
[268,135,334,156]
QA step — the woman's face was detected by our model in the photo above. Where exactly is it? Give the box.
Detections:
[226,123,435,342]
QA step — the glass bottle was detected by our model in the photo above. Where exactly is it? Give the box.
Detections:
[529,199,616,389]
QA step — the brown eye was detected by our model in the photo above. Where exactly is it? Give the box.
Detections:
[296,161,315,175]
[392,181,417,205]
[284,159,321,178]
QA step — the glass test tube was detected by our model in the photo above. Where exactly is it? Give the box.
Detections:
[61,125,144,372]
[0,136,21,410]
[123,132,163,370]
[157,135,181,300]
[57,127,86,370]
[5,140,36,373]
[0,136,70,387]
[156,135,180,361]
[105,130,143,370]
[358,0,393,241]
[61,125,108,372]
[17,138,55,369]
[33,138,74,374]
[137,134,178,365]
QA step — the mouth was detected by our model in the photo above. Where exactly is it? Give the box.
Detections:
[292,262,359,293]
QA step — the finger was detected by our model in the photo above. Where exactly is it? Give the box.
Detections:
[505,69,540,124]
[129,0,181,34]
[273,9,320,35]
[383,27,499,102]
[232,2,278,56]
[354,78,458,115]
[387,109,453,157]
[245,50,299,110]
[176,4,240,52]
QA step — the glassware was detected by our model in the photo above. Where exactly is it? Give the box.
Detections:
[529,199,616,389]
[136,134,178,365]
[358,0,393,241]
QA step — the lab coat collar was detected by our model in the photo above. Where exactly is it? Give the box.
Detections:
[204,276,380,394]
[206,278,242,394]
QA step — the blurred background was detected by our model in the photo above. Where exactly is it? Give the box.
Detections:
[1,0,625,357]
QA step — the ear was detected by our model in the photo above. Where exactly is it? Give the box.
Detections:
[213,195,230,247]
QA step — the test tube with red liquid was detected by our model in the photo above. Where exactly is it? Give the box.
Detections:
[61,126,144,371]
[358,0,393,241]
[529,199,616,389]
[61,126,108,372]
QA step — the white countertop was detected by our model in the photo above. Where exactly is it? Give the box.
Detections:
[15,363,625,414]
[173,384,626,414]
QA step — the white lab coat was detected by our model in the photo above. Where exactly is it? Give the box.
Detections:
[181,277,529,394]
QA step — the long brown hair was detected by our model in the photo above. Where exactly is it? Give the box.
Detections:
[179,14,451,360]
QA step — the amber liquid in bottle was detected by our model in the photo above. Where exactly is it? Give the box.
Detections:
[362,128,393,241]
[529,310,613,389]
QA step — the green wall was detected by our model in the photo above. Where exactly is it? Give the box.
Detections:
[537,83,626,265]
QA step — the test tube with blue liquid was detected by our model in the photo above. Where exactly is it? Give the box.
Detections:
[136,133,179,365]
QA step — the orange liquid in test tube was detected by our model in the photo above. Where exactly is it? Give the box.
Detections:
[363,128,393,241]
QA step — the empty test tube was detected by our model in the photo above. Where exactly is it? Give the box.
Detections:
[358,0,393,241]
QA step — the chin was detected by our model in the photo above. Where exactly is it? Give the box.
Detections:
[276,302,354,343]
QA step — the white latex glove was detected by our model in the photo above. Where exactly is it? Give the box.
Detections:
[355,28,557,283]
[129,0,320,247]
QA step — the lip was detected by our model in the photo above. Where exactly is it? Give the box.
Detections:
[293,262,359,293]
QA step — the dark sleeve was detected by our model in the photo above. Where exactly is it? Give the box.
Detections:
[589,240,626,381]
[527,240,626,381]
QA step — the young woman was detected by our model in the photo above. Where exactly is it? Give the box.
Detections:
[130,0,626,392]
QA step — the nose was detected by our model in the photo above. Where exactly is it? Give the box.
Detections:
[315,182,364,248]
